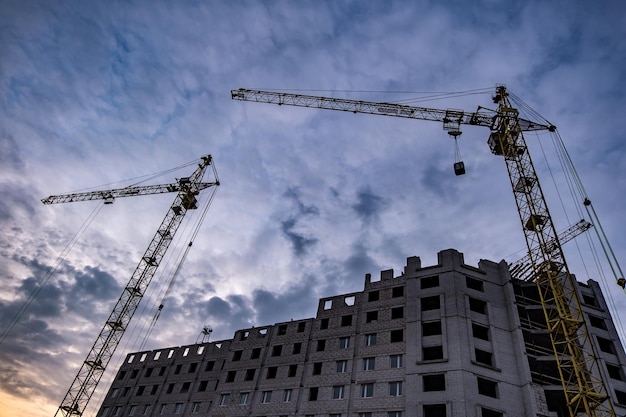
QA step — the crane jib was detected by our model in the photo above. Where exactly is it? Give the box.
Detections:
[230,88,552,132]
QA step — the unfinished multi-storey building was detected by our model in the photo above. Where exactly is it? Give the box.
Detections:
[96,249,626,417]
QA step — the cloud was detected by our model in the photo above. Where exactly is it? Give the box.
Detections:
[280,218,317,256]
[351,186,387,223]
[1,1,626,416]
[278,187,320,256]
[0,132,23,172]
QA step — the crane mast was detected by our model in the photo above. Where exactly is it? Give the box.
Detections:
[232,87,615,416]
[489,87,612,416]
[54,155,219,417]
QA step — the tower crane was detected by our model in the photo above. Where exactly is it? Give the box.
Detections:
[49,155,219,417]
[231,87,616,417]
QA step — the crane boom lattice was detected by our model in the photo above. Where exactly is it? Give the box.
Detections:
[510,219,592,281]
[42,182,216,205]
[232,86,615,417]
[54,155,219,417]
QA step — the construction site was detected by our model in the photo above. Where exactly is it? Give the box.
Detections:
[45,85,626,417]
[95,249,626,417]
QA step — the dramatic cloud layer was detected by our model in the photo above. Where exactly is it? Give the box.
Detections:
[1,1,625,416]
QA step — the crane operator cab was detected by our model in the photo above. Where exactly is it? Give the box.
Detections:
[443,109,465,176]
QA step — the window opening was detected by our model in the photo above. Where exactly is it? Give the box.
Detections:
[466,276,484,291]
[390,354,403,368]
[391,306,404,319]
[475,348,493,366]
[389,381,402,396]
[477,377,498,398]
[422,346,444,361]
[225,371,236,383]
[332,385,345,399]
[421,296,440,311]
[422,321,442,336]
[317,339,326,351]
[421,276,439,289]
[250,348,261,359]
[472,323,489,340]
[339,336,350,349]
[392,286,404,297]
[336,360,348,373]
[390,329,404,343]
[361,383,374,398]
[363,357,375,371]
[312,362,322,375]
[283,389,292,402]
[423,374,446,391]
[423,404,446,417]
[366,310,378,323]
[469,297,487,314]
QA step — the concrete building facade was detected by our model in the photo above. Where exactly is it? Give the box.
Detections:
[97,249,626,417]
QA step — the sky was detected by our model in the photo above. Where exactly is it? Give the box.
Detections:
[1,0,625,416]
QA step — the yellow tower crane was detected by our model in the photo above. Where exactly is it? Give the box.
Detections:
[231,86,619,417]
[46,155,219,417]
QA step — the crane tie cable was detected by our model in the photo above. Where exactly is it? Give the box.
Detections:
[0,203,104,346]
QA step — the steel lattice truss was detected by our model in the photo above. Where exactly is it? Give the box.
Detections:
[231,88,551,132]
[510,219,592,281]
[42,182,216,205]
[490,89,614,417]
[55,155,219,417]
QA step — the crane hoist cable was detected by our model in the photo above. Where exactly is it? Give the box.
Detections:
[506,92,624,289]
[139,173,220,351]
[528,125,626,343]
[91,182,221,415]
